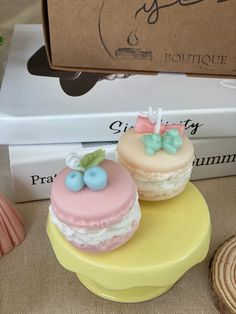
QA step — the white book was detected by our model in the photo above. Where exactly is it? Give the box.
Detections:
[9,137,236,202]
[0,25,236,145]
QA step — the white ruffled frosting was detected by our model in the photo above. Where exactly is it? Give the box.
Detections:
[49,195,141,247]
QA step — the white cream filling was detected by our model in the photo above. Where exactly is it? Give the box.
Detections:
[135,166,192,195]
[49,195,141,247]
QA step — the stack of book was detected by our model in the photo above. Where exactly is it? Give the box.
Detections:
[0,25,236,202]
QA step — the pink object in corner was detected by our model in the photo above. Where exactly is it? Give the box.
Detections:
[0,193,25,257]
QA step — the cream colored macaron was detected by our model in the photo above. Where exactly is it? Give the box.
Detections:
[117,129,194,201]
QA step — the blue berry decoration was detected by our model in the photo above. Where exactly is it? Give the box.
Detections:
[65,171,85,192]
[65,150,108,192]
[84,166,108,191]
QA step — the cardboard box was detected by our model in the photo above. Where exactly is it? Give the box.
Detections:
[1,26,236,145]
[9,137,236,202]
[42,0,236,76]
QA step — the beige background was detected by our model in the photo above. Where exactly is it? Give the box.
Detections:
[0,1,236,313]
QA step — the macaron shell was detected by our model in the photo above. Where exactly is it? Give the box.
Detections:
[51,160,136,228]
[117,129,194,172]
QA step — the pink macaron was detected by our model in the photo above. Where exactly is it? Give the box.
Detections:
[49,155,141,253]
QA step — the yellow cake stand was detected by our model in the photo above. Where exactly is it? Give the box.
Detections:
[46,183,211,303]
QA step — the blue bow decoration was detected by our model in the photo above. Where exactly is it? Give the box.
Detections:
[141,128,183,156]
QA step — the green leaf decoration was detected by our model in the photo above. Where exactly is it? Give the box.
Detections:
[0,36,4,46]
[79,149,105,170]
